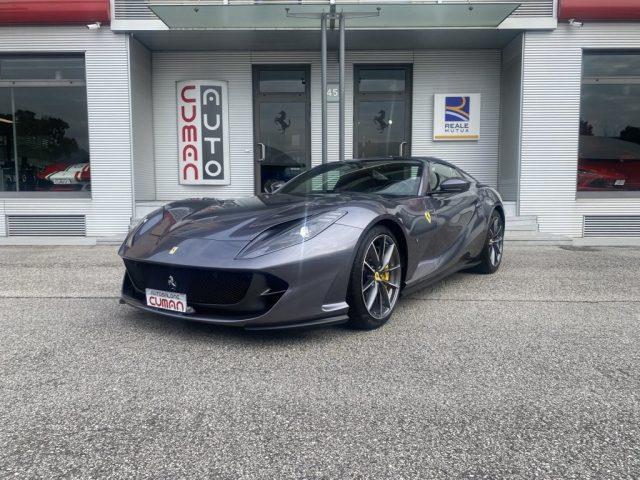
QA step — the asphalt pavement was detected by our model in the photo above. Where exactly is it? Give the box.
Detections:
[0,245,639,479]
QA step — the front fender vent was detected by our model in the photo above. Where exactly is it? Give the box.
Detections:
[583,215,640,237]
[7,215,86,237]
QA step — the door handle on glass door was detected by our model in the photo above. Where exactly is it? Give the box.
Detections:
[257,143,266,162]
[399,141,407,157]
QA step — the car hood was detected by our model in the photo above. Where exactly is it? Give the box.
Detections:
[151,193,374,242]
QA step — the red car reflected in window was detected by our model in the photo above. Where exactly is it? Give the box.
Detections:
[578,136,640,192]
[36,162,90,192]
[577,165,628,191]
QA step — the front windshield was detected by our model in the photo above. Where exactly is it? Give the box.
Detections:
[279,161,423,197]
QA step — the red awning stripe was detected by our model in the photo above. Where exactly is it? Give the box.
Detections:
[559,0,640,21]
[0,0,110,25]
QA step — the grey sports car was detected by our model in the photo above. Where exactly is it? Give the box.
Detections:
[119,157,504,330]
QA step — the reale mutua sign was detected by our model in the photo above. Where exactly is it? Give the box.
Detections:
[433,93,481,141]
[177,80,230,185]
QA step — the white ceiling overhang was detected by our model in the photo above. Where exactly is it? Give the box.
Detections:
[149,2,520,30]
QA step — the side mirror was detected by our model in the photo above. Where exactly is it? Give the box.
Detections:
[265,180,285,193]
[438,177,470,193]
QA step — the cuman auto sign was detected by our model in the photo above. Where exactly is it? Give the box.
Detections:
[177,80,230,185]
[433,93,481,141]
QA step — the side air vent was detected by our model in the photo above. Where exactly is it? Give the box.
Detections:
[583,215,640,237]
[6,215,87,237]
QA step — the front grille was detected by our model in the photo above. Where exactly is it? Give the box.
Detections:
[124,259,252,305]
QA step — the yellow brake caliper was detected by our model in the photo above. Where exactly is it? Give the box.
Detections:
[374,268,390,283]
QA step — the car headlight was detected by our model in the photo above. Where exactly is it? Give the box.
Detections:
[237,210,346,258]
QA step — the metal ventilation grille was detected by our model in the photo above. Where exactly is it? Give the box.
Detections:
[509,0,554,16]
[114,0,554,21]
[583,216,640,237]
[7,215,87,237]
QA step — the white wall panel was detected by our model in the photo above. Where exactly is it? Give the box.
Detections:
[0,26,133,238]
[0,202,5,236]
[130,37,155,201]
[498,35,523,203]
[412,50,501,187]
[521,24,640,237]
[152,49,501,199]
[152,52,254,200]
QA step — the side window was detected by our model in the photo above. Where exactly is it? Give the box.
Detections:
[460,170,476,182]
[429,163,458,192]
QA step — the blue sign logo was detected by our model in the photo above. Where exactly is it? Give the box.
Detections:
[445,96,470,122]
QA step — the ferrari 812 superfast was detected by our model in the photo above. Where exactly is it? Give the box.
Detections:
[119,157,504,330]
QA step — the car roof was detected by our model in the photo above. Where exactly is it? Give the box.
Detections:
[343,156,478,182]
[344,156,451,167]
[345,156,414,162]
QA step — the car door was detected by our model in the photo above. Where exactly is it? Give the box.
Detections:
[424,161,479,265]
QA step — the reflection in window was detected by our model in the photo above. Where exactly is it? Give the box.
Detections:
[581,52,640,77]
[0,55,90,193]
[356,100,406,158]
[257,101,308,192]
[259,70,306,93]
[358,69,406,93]
[578,52,640,192]
[281,161,423,197]
[429,163,459,192]
[0,56,85,80]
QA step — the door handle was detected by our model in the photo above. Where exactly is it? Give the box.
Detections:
[399,141,407,157]
[257,143,266,162]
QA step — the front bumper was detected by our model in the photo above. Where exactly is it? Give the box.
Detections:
[119,292,348,330]
[119,224,361,329]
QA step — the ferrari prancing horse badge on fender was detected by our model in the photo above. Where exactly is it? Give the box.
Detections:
[424,211,432,223]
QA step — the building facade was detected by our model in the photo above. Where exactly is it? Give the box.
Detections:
[0,9,133,238]
[0,0,638,241]
[521,20,640,237]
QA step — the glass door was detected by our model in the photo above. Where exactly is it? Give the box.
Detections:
[353,65,412,159]
[253,65,311,193]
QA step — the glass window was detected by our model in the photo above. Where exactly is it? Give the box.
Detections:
[429,162,459,192]
[579,52,640,193]
[582,52,640,78]
[358,68,406,93]
[355,99,407,158]
[0,55,90,194]
[280,161,423,197]
[0,90,16,191]
[259,70,306,93]
[0,56,86,81]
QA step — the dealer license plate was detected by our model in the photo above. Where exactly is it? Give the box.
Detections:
[145,289,187,313]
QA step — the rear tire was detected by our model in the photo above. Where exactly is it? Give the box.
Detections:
[346,226,402,330]
[472,210,504,274]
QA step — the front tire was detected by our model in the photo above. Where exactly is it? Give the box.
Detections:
[473,210,504,274]
[346,226,402,330]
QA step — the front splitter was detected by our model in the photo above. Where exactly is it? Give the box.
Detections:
[120,294,348,331]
